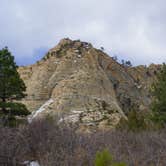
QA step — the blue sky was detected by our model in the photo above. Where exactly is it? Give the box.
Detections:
[0,0,166,66]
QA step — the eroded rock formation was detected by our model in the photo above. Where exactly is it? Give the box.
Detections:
[18,38,160,129]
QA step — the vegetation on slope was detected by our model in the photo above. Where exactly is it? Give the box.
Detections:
[151,63,166,125]
[0,47,30,126]
[0,118,166,166]
[0,45,166,166]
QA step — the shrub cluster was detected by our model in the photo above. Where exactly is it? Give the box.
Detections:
[1,118,166,166]
[117,110,155,131]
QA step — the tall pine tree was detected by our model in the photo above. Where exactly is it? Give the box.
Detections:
[151,63,166,125]
[0,47,30,126]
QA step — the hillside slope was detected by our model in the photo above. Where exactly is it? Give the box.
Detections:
[18,38,160,129]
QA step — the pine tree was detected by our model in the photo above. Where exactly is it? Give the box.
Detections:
[151,63,166,125]
[0,47,30,126]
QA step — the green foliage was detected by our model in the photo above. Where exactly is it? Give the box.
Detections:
[0,47,26,100]
[117,109,152,132]
[112,164,127,166]
[151,63,166,125]
[95,149,113,166]
[0,102,30,116]
[0,47,30,126]
[94,149,127,166]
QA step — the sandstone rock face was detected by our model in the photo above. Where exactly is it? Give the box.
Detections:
[18,38,160,129]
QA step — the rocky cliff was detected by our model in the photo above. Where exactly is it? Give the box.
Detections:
[18,38,160,129]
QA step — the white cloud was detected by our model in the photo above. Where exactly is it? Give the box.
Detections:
[0,0,165,65]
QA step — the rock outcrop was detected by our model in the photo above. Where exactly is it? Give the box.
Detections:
[18,38,160,129]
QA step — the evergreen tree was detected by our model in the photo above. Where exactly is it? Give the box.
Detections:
[0,47,30,126]
[151,63,166,125]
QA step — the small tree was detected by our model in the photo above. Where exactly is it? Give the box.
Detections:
[121,59,125,66]
[117,110,150,132]
[95,149,127,166]
[100,47,105,51]
[121,60,132,67]
[0,47,30,126]
[112,55,118,62]
[125,61,132,67]
[151,63,166,125]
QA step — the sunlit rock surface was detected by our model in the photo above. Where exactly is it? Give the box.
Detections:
[18,38,160,129]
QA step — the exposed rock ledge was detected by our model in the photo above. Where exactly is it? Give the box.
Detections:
[18,38,160,129]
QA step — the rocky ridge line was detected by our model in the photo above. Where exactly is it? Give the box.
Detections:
[18,38,160,130]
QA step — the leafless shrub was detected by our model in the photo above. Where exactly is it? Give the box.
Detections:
[0,118,166,166]
[0,127,28,166]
